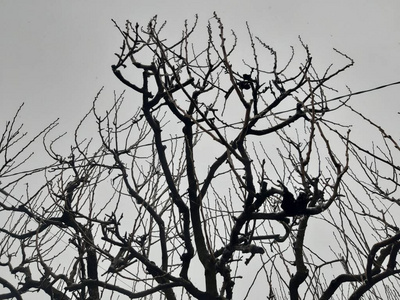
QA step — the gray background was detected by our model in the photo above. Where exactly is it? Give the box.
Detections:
[1,1,399,135]
[0,1,399,298]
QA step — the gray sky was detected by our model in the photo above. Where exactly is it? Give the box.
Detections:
[0,1,399,299]
[1,1,399,136]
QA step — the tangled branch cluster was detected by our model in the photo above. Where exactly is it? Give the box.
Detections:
[0,14,399,300]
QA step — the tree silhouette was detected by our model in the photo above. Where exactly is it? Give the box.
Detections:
[0,14,399,300]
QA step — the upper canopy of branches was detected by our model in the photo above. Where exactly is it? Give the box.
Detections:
[0,14,399,300]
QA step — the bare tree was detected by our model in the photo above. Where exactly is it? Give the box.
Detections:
[1,14,399,300]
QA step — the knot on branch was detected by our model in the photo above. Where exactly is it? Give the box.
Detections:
[235,244,264,265]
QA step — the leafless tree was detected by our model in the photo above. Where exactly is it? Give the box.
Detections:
[1,14,399,300]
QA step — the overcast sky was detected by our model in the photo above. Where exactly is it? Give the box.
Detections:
[0,2,399,299]
[1,0,399,137]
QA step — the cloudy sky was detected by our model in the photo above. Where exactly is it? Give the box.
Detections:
[1,0,399,137]
[0,1,399,299]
